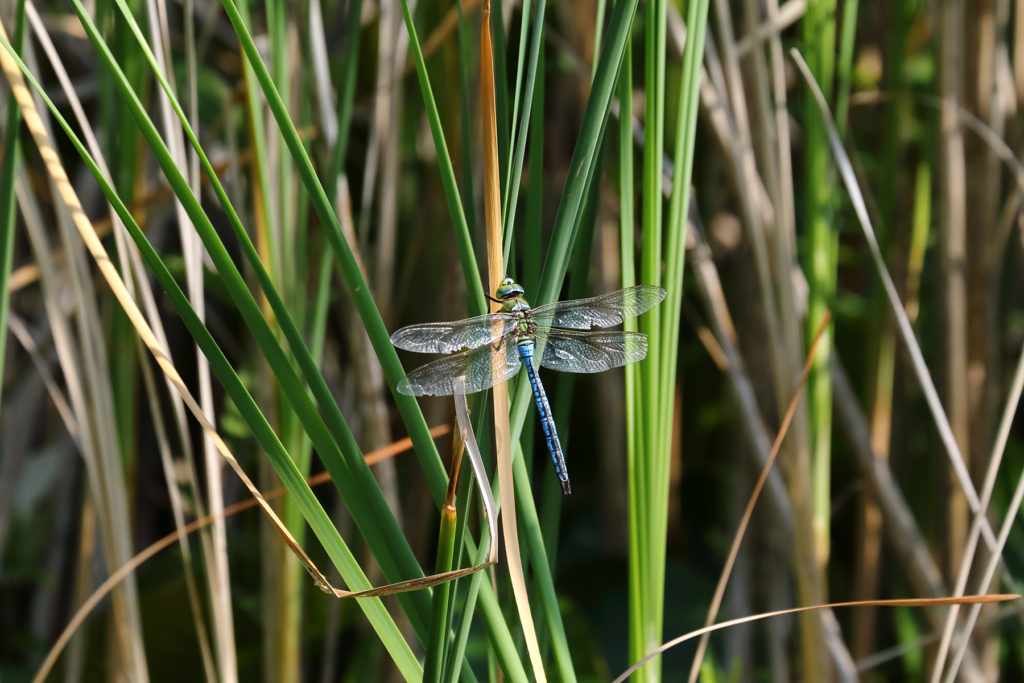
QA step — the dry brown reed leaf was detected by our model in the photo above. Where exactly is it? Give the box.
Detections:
[480,0,547,679]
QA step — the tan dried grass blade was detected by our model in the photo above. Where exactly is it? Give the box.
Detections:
[452,380,500,563]
[481,0,547,679]
[615,594,1018,683]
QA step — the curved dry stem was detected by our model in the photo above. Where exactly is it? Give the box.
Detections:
[30,425,451,683]
[453,380,499,562]
[687,312,832,680]
[614,594,1019,683]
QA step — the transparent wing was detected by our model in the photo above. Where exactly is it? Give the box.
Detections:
[390,313,516,353]
[529,285,667,331]
[397,339,522,396]
[536,329,649,374]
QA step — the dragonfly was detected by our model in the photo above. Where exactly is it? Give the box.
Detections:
[391,277,667,495]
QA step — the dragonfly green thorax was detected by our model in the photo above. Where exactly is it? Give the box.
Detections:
[391,280,667,494]
[494,277,535,336]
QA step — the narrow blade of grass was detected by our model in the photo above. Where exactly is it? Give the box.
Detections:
[0,0,25,409]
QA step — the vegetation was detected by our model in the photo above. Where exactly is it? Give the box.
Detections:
[1,0,1023,681]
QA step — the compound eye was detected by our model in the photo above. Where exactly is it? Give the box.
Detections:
[502,277,514,286]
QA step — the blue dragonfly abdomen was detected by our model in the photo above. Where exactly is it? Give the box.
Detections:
[516,338,570,494]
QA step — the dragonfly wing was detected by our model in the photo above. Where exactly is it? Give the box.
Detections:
[529,285,666,330]
[390,313,516,353]
[397,339,522,396]
[536,330,649,373]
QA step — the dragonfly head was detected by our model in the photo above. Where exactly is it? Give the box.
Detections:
[495,277,525,301]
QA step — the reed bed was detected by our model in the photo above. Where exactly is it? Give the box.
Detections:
[1,1,1023,681]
